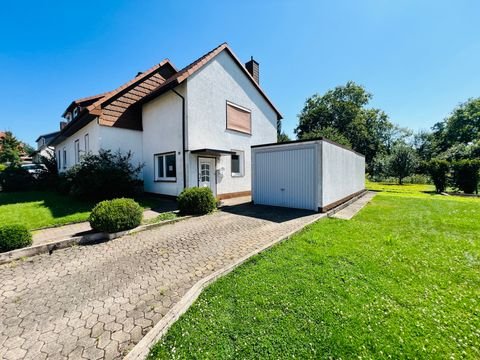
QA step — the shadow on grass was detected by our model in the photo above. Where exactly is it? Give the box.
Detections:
[0,191,95,219]
[0,191,174,220]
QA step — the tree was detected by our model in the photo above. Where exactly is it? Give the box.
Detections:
[277,132,291,143]
[300,127,351,147]
[425,159,450,193]
[0,131,22,165]
[386,144,418,185]
[276,118,291,143]
[432,97,480,153]
[295,81,395,167]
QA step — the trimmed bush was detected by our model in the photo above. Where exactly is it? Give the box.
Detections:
[452,160,480,194]
[177,187,217,215]
[425,159,450,193]
[0,225,32,252]
[89,198,143,233]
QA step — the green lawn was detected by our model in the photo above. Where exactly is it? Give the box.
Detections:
[0,191,163,230]
[148,184,480,359]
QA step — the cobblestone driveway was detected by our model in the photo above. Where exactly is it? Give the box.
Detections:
[0,205,323,359]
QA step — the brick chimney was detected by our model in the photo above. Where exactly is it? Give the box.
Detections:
[245,56,259,84]
[60,121,67,130]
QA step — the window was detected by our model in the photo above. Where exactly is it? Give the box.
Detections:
[63,147,67,169]
[226,102,251,134]
[74,140,80,164]
[65,113,72,122]
[57,150,61,170]
[231,150,244,177]
[84,134,89,153]
[73,107,79,118]
[154,152,176,181]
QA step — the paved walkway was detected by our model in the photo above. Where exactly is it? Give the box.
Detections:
[0,204,323,360]
[331,191,376,220]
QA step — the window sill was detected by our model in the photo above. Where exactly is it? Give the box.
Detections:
[231,173,244,178]
[154,178,177,183]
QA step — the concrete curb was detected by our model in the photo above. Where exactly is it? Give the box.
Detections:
[125,212,328,360]
[0,216,190,266]
[326,189,369,217]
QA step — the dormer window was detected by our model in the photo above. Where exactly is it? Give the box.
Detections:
[73,107,79,118]
[65,112,72,122]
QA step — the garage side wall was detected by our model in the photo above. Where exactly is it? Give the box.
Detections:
[320,140,365,209]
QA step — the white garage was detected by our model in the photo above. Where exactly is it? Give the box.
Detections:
[251,139,365,212]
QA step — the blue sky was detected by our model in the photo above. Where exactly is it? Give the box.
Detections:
[1,0,479,145]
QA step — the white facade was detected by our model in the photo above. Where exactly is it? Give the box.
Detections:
[55,120,100,171]
[142,88,185,196]
[55,119,143,176]
[183,51,277,197]
[252,140,365,211]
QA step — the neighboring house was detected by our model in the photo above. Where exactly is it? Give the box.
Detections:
[33,131,60,163]
[51,43,282,199]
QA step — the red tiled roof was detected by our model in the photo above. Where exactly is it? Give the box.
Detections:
[146,43,283,120]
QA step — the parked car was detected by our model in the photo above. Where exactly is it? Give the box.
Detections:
[21,163,47,178]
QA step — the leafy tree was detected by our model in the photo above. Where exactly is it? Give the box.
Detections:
[295,81,395,167]
[22,143,36,157]
[300,127,351,147]
[277,132,291,143]
[386,144,418,185]
[277,118,291,143]
[451,160,480,194]
[432,97,480,152]
[0,131,22,165]
[425,159,450,193]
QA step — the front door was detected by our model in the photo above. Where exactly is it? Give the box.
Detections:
[198,157,216,196]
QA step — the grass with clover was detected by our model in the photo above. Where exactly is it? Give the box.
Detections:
[148,183,480,359]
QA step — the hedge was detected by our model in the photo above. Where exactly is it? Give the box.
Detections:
[0,225,32,252]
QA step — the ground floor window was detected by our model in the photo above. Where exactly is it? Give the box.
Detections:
[57,150,61,169]
[154,152,176,181]
[231,150,244,177]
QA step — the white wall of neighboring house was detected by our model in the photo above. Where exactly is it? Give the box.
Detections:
[55,120,100,172]
[185,50,278,196]
[142,87,185,196]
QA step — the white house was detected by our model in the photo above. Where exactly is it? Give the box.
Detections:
[51,43,282,199]
[33,131,59,163]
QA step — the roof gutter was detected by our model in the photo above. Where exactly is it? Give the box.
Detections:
[171,89,187,190]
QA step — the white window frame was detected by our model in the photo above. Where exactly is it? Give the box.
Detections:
[154,152,177,182]
[84,134,89,154]
[65,113,72,122]
[57,150,61,170]
[73,107,79,118]
[74,139,80,164]
[231,150,245,177]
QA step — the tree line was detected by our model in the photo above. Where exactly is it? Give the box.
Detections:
[278,81,480,193]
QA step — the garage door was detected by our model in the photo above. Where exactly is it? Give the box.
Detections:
[253,147,317,211]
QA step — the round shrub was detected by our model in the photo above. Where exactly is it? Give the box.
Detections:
[452,159,480,194]
[0,225,32,252]
[177,187,217,215]
[89,198,143,233]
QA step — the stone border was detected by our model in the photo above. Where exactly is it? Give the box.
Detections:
[0,216,190,266]
[326,189,368,217]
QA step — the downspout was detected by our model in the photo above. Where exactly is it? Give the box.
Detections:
[172,89,187,189]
